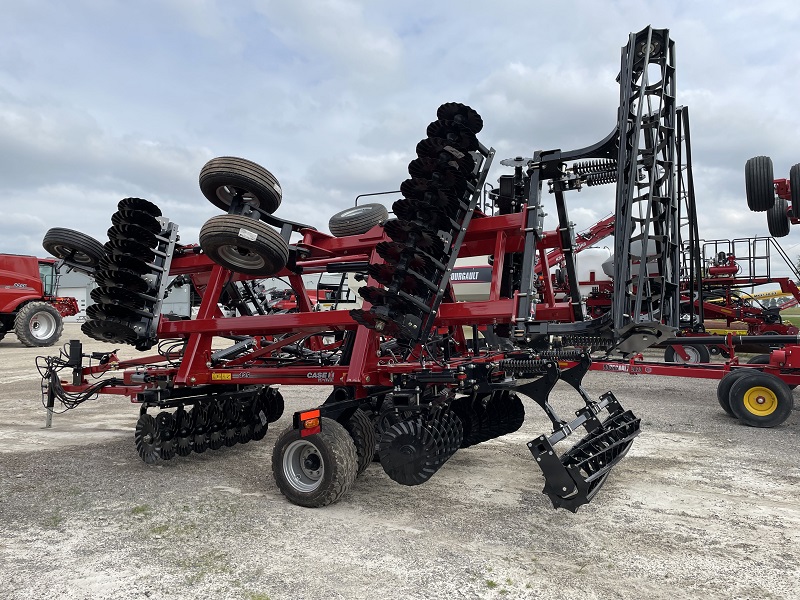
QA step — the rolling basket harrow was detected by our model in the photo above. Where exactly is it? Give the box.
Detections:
[40,28,691,510]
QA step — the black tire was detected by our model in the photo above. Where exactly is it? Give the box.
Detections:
[790,163,800,218]
[14,302,63,347]
[716,369,760,417]
[728,372,794,427]
[767,197,790,237]
[744,156,775,212]
[199,157,282,214]
[271,417,357,507]
[664,344,710,364]
[328,204,389,237]
[199,215,289,276]
[340,408,377,476]
[42,228,105,269]
[746,354,770,365]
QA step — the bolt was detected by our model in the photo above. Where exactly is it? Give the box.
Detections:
[189,377,196,384]
[365,376,370,383]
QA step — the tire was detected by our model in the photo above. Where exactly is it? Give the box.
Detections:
[664,344,710,364]
[340,408,377,476]
[329,204,389,237]
[746,354,770,365]
[744,156,775,212]
[716,369,760,417]
[746,354,796,389]
[790,163,800,218]
[199,215,289,276]
[728,372,794,427]
[14,302,63,347]
[271,417,358,507]
[199,156,282,214]
[767,197,790,237]
[42,228,105,269]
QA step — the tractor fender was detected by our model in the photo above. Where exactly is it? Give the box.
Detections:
[0,293,42,315]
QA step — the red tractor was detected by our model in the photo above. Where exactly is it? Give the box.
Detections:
[0,253,84,346]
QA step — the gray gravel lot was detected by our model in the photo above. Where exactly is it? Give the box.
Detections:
[1,324,799,600]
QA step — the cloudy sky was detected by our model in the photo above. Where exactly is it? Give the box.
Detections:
[2,0,799,276]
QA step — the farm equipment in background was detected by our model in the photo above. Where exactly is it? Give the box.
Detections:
[0,254,83,346]
[38,27,698,510]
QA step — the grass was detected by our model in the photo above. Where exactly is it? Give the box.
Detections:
[131,504,151,516]
[485,580,498,589]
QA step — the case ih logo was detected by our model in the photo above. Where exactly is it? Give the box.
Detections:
[307,371,335,382]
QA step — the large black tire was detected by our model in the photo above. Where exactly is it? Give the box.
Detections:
[746,354,770,365]
[728,372,794,427]
[716,369,760,417]
[14,302,63,347]
[340,408,377,476]
[744,156,775,212]
[767,197,790,237]
[328,204,389,237]
[271,417,358,507]
[199,215,289,276]
[790,163,800,218]
[199,157,282,214]
[664,344,710,364]
[42,228,105,269]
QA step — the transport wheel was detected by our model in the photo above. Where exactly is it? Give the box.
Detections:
[767,197,790,237]
[728,372,794,427]
[328,203,389,237]
[199,156,282,214]
[744,156,775,212]
[716,369,760,417]
[42,227,106,269]
[340,408,377,476]
[14,302,63,347]
[789,163,800,219]
[664,344,710,364]
[790,163,800,218]
[134,413,161,464]
[199,215,289,276]
[271,417,357,507]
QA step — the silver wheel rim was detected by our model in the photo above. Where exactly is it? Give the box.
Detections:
[283,440,324,493]
[215,185,260,208]
[217,244,266,270]
[53,244,93,265]
[29,311,57,340]
[675,346,701,364]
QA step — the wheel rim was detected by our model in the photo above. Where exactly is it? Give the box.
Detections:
[742,385,778,417]
[52,243,94,265]
[674,346,701,364]
[29,311,57,340]
[217,244,266,270]
[283,440,324,493]
[214,185,259,207]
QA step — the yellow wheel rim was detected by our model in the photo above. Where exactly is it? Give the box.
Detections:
[742,385,778,417]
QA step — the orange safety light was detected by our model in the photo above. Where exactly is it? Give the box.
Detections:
[298,409,321,437]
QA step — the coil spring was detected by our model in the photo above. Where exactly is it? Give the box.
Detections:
[498,359,551,373]
[538,349,585,360]
[560,335,613,350]
[572,159,617,175]
[585,171,617,187]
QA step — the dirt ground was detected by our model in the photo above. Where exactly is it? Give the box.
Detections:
[1,324,798,600]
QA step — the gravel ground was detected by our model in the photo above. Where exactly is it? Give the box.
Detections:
[1,324,799,600]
